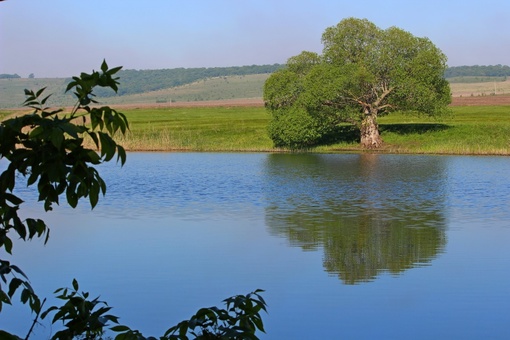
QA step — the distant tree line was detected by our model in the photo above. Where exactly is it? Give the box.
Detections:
[4,64,508,99]
[93,64,284,97]
[444,64,510,78]
[0,73,21,79]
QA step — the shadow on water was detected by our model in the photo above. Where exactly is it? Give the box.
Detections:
[263,153,448,285]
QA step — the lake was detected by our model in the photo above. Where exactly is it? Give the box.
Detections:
[2,153,510,339]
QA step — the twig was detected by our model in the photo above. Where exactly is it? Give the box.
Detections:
[24,298,46,340]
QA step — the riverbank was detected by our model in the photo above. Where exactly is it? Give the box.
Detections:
[2,103,509,155]
[109,105,510,155]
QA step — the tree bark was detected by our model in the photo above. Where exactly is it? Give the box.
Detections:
[360,112,383,148]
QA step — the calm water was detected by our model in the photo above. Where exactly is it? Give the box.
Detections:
[2,153,510,339]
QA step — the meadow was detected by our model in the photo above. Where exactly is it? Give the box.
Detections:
[2,103,509,155]
[111,106,273,151]
[2,72,509,155]
[368,106,510,155]
[21,104,501,155]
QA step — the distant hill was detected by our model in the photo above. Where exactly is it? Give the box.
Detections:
[105,65,510,96]
[2,64,510,109]
[0,64,283,108]
[93,64,284,97]
[93,73,271,106]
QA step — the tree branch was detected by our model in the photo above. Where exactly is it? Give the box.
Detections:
[374,86,394,108]
[25,298,46,340]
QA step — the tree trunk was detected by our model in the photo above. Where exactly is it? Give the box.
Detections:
[360,112,383,148]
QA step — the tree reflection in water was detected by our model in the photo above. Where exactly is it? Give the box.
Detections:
[264,153,447,284]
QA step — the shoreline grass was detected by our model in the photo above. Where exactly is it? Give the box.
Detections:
[2,105,509,155]
[110,106,275,152]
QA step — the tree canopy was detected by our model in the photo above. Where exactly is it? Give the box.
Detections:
[263,18,451,149]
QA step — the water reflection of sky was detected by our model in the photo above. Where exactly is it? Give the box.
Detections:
[2,153,510,339]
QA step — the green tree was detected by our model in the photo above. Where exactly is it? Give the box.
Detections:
[264,18,451,149]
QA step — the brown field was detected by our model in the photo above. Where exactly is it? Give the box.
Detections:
[5,80,510,113]
[450,94,510,106]
[450,78,510,96]
[112,97,265,110]
[113,94,510,110]
[110,79,510,110]
[117,79,510,109]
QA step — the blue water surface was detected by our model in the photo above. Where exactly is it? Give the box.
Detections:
[1,153,509,339]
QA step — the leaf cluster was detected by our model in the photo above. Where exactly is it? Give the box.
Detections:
[41,279,119,340]
[0,260,42,315]
[164,289,267,340]
[35,280,267,340]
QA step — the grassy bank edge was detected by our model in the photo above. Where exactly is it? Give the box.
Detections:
[2,105,509,156]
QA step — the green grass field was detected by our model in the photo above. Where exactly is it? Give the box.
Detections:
[2,105,509,155]
[112,106,273,151]
[372,106,510,155]
[98,105,510,155]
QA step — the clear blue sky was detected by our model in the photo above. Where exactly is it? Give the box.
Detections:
[1,0,509,77]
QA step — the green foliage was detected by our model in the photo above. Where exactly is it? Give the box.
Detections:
[0,260,42,316]
[35,282,267,340]
[41,279,119,340]
[165,289,267,340]
[0,60,128,338]
[267,106,329,149]
[264,17,451,149]
[0,62,267,339]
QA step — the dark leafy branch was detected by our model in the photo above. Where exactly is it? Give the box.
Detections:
[0,61,266,339]
[0,60,128,334]
[164,289,267,340]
